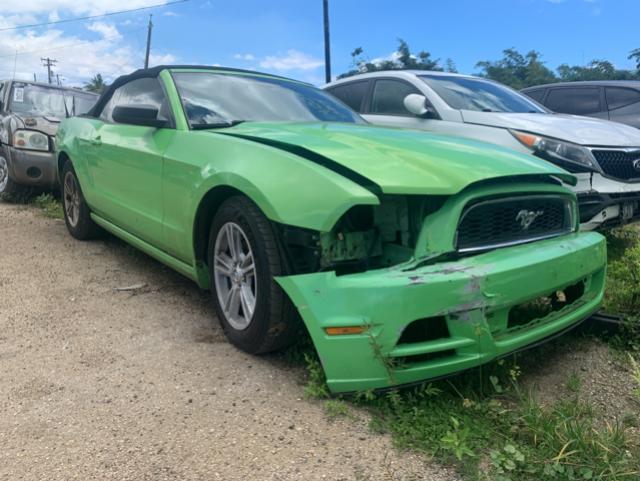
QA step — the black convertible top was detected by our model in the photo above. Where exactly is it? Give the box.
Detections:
[88,65,303,117]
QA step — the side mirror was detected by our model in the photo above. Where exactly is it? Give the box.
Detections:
[112,105,167,128]
[404,94,435,118]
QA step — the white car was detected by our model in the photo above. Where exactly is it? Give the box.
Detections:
[324,71,640,230]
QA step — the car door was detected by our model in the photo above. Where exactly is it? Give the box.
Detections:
[544,87,608,119]
[83,77,175,246]
[605,86,640,128]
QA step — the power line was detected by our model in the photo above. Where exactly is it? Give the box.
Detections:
[0,0,188,32]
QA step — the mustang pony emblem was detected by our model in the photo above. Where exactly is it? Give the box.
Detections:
[516,209,544,230]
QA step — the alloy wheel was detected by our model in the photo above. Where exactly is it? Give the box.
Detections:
[63,172,81,228]
[0,156,8,192]
[213,222,257,330]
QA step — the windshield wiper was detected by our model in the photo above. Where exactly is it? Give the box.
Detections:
[191,120,246,130]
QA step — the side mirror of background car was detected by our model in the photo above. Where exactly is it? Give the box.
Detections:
[404,94,436,118]
[112,105,167,128]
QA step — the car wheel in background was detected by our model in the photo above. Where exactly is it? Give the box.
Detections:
[61,161,101,240]
[208,196,299,354]
[0,155,23,195]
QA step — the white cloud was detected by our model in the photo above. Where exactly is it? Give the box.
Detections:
[149,52,177,66]
[86,22,121,40]
[233,53,255,61]
[0,2,177,85]
[162,11,178,17]
[1,1,170,16]
[259,50,323,71]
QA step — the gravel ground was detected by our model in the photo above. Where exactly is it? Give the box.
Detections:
[0,201,459,481]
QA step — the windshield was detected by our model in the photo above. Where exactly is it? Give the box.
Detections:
[420,75,547,113]
[9,83,98,118]
[172,71,364,127]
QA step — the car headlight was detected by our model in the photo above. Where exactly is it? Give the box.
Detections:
[510,130,599,172]
[13,130,50,151]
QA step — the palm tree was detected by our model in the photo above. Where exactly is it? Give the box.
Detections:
[628,48,640,70]
[84,74,108,93]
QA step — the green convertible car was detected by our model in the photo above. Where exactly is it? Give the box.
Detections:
[56,66,606,393]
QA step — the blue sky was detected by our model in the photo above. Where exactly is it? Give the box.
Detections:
[0,0,638,86]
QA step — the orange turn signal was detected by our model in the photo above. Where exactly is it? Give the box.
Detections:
[512,131,540,149]
[325,326,367,336]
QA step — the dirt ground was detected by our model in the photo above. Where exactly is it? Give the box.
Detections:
[0,201,461,481]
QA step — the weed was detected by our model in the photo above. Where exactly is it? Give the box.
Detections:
[33,193,63,219]
[566,372,581,393]
[324,399,352,420]
[629,354,640,401]
[303,352,330,399]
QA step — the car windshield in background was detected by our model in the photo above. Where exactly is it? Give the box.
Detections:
[172,71,364,127]
[420,75,547,113]
[9,83,97,118]
[10,83,68,118]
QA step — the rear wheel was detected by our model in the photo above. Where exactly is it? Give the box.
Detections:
[61,161,101,240]
[208,196,299,354]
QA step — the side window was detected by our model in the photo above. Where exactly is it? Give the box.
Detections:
[605,87,640,110]
[99,90,120,122]
[326,81,368,112]
[99,77,170,124]
[524,89,546,103]
[545,88,601,115]
[370,79,421,116]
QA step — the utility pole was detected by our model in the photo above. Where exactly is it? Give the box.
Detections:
[41,57,57,84]
[322,0,331,83]
[144,14,153,69]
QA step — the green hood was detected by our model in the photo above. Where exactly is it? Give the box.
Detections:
[216,122,576,195]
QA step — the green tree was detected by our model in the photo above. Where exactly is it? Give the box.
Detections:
[628,48,640,70]
[557,59,639,81]
[338,39,442,79]
[84,73,108,93]
[475,48,556,89]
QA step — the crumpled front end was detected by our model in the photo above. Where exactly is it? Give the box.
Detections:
[276,180,607,393]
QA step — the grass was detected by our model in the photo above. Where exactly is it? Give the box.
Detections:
[303,348,640,481]
[0,190,63,219]
[603,227,640,353]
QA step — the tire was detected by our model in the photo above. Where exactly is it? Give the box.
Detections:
[0,154,23,196]
[208,196,299,354]
[61,161,101,240]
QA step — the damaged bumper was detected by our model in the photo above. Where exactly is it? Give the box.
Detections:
[277,232,606,393]
[575,173,640,230]
[3,145,58,188]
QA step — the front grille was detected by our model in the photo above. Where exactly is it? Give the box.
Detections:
[456,195,574,253]
[591,149,640,181]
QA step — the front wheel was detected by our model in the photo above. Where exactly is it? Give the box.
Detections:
[208,196,299,354]
[0,155,23,196]
[61,161,101,240]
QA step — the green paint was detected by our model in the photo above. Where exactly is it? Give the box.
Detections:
[56,67,606,393]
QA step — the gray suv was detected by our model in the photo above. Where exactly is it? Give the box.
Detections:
[0,80,98,194]
[522,81,640,129]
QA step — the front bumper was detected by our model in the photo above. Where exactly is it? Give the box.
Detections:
[3,145,58,188]
[574,173,640,230]
[277,232,606,393]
